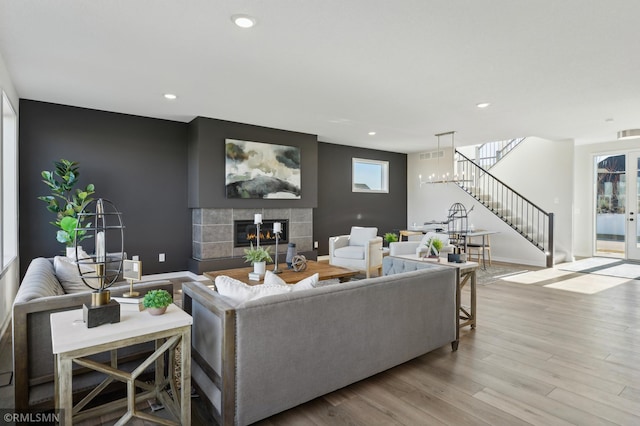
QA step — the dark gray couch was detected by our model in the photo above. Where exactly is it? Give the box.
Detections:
[12,257,174,411]
[183,256,457,425]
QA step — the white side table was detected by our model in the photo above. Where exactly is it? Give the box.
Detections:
[51,304,192,425]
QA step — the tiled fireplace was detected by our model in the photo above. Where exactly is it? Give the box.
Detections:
[192,208,313,261]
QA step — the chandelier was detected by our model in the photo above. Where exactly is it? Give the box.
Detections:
[419,131,461,185]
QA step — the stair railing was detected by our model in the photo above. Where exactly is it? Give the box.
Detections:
[455,150,554,267]
[476,137,525,170]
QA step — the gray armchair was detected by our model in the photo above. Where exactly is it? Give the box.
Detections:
[329,226,383,278]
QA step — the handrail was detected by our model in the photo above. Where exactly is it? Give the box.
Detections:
[455,149,554,267]
[476,137,525,169]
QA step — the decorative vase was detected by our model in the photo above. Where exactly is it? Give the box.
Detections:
[66,246,82,259]
[286,243,297,269]
[147,306,167,316]
[254,261,266,275]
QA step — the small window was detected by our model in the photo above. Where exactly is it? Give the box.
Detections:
[352,158,389,193]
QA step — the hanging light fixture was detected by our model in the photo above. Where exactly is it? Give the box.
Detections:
[419,131,460,185]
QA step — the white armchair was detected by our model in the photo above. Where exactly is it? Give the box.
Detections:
[329,226,383,278]
[389,232,454,258]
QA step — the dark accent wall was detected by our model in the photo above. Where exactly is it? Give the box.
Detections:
[187,117,318,208]
[18,101,407,276]
[19,100,190,276]
[314,142,407,255]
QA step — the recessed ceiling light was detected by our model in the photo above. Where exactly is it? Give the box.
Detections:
[476,102,491,108]
[164,93,177,100]
[368,131,376,136]
[232,14,256,28]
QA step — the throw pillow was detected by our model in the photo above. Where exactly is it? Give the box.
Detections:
[214,275,291,306]
[263,270,319,291]
[290,273,319,291]
[53,256,95,294]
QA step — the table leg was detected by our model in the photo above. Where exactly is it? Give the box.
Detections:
[481,235,487,270]
[454,268,461,350]
[58,355,73,425]
[180,329,192,426]
[470,269,477,328]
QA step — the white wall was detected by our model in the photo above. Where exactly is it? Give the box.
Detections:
[573,139,640,257]
[408,137,574,267]
[0,49,19,338]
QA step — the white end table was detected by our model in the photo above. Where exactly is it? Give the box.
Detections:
[51,304,192,425]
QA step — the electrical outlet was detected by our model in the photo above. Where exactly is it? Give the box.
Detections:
[159,253,165,262]
[314,241,318,249]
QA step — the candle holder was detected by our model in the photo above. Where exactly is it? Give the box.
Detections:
[273,222,282,274]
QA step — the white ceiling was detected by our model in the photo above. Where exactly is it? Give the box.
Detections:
[2,0,640,153]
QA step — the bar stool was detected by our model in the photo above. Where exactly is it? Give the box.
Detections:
[466,235,491,265]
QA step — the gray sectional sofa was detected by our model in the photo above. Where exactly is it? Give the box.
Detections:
[183,256,457,425]
[12,257,174,411]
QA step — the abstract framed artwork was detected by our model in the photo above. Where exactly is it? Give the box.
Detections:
[225,139,301,199]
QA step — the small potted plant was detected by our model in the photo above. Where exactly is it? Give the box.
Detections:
[142,289,173,315]
[383,232,398,247]
[243,242,273,275]
[425,237,443,258]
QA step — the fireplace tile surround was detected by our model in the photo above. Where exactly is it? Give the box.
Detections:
[192,208,313,261]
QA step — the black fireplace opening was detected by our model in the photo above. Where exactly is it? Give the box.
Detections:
[234,219,288,248]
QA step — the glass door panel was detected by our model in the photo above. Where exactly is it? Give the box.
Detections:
[626,152,640,260]
[595,154,625,258]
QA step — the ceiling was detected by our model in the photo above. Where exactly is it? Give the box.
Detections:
[1,0,640,153]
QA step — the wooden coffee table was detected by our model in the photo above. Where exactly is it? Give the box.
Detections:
[204,261,360,285]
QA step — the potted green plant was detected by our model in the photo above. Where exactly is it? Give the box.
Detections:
[425,237,443,258]
[142,289,173,315]
[38,159,96,254]
[383,232,398,246]
[243,242,273,275]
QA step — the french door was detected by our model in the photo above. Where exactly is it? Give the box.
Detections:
[594,151,640,260]
[626,151,640,260]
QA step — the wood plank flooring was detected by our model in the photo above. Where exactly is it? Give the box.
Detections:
[2,265,639,425]
[253,265,640,426]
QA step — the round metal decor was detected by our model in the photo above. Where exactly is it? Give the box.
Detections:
[291,254,307,272]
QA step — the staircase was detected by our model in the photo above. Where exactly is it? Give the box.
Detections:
[475,138,525,170]
[454,150,555,267]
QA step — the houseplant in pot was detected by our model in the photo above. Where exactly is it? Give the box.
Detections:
[424,237,443,258]
[143,289,173,315]
[38,159,96,255]
[243,242,273,275]
[383,232,398,247]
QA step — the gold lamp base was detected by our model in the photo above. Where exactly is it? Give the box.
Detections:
[84,290,120,328]
[123,279,139,298]
[91,289,111,306]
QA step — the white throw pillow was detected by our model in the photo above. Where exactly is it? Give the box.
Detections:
[263,270,319,291]
[54,256,95,294]
[263,270,287,286]
[291,273,319,291]
[349,226,377,246]
[214,275,291,306]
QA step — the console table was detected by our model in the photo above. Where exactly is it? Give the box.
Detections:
[393,255,477,349]
[51,304,192,425]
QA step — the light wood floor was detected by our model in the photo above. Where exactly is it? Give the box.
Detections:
[252,264,640,426]
[2,265,639,425]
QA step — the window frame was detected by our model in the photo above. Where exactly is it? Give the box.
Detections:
[352,158,389,193]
